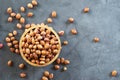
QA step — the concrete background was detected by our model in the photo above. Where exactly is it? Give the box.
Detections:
[0,0,120,80]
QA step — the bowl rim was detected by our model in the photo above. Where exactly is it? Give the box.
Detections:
[19,23,62,67]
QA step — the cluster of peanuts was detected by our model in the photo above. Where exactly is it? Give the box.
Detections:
[5,30,20,54]
[41,71,54,80]
[53,57,70,71]
[7,0,37,29]
[21,26,60,65]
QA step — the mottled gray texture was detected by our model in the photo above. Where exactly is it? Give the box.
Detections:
[0,0,120,80]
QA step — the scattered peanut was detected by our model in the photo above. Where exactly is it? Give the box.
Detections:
[49,73,54,79]
[41,76,48,80]
[10,37,15,41]
[13,40,18,45]
[60,57,65,64]
[5,37,11,42]
[20,6,25,12]
[20,72,26,78]
[47,18,52,23]
[56,58,60,64]
[25,24,31,29]
[64,60,70,65]
[8,33,13,37]
[19,63,25,69]
[84,7,89,13]
[63,66,67,71]
[16,13,21,19]
[20,17,25,24]
[10,47,15,52]
[27,3,33,9]
[58,30,64,36]
[13,30,17,36]
[93,37,100,42]
[63,40,68,45]
[54,65,60,70]
[27,12,33,17]
[71,28,77,35]
[7,7,12,14]
[7,43,12,47]
[10,12,16,17]
[68,17,74,23]
[44,71,50,77]
[111,70,117,77]
[51,11,57,18]
[8,17,13,22]
[15,49,20,54]
[32,0,38,6]
[7,60,13,66]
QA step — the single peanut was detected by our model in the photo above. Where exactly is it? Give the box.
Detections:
[13,30,17,36]
[16,13,21,19]
[5,37,11,42]
[93,37,100,43]
[25,24,31,29]
[41,76,48,80]
[84,7,89,13]
[63,66,67,71]
[49,73,54,79]
[27,3,33,9]
[10,47,15,52]
[56,58,60,64]
[8,17,13,22]
[8,33,13,37]
[20,72,26,78]
[47,18,52,23]
[64,60,70,65]
[63,40,68,45]
[54,65,60,70]
[44,71,50,77]
[7,43,12,47]
[20,17,25,24]
[68,17,74,23]
[58,30,64,36]
[71,28,77,35]
[51,11,57,18]
[7,60,13,66]
[20,6,25,12]
[10,12,16,17]
[32,0,38,6]
[19,63,25,69]
[7,7,12,14]
[111,70,117,77]
[27,12,33,17]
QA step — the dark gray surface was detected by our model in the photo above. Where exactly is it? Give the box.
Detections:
[0,0,120,80]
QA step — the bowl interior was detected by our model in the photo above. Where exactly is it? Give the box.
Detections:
[19,23,61,67]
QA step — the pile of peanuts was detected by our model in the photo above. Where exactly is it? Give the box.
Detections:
[5,30,20,54]
[21,25,60,65]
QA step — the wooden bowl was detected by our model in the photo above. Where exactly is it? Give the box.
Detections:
[19,23,62,67]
